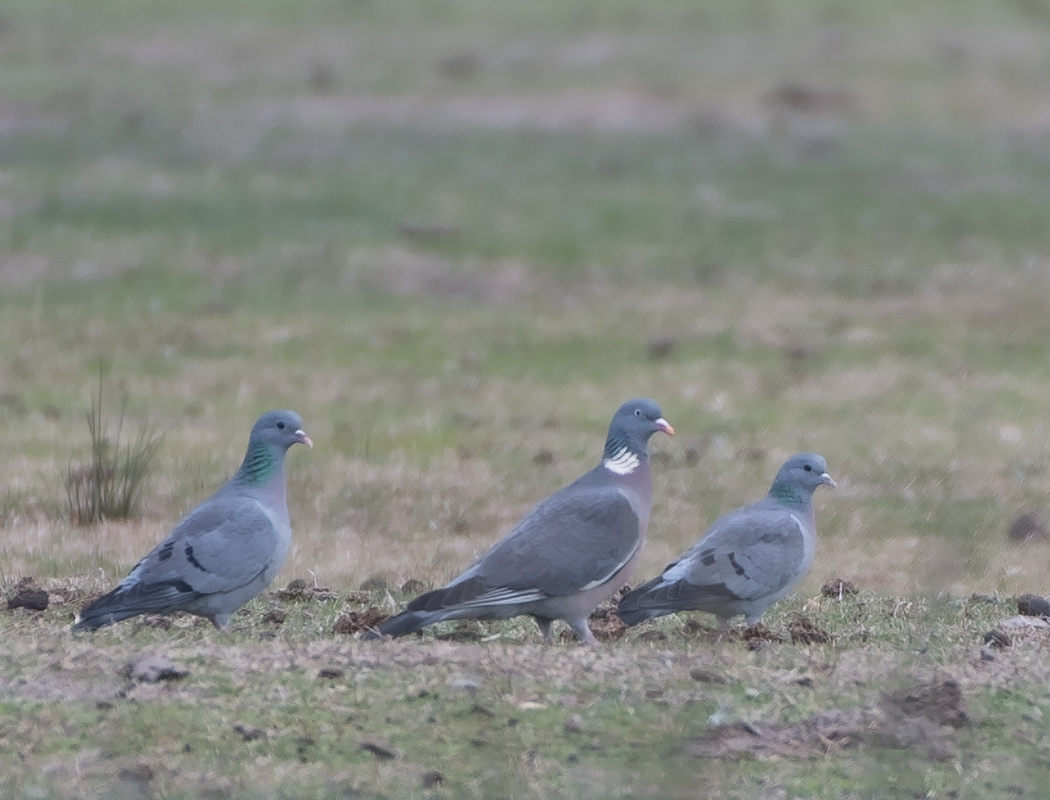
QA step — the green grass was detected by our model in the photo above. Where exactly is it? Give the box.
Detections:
[4,0,1050,795]
[4,594,1050,799]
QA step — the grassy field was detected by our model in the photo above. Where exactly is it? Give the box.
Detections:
[4,0,1050,796]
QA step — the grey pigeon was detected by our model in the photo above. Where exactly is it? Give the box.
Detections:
[617,452,835,629]
[73,410,313,631]
[371,399,674,645]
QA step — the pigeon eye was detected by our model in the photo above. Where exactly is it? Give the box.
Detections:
[634,409,642,417]
[276,421,286,430]
[804,464,812,471]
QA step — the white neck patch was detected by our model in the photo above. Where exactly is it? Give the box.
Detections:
[603,446,640,476]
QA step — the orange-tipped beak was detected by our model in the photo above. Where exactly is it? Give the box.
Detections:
[656,418,674,436]
[296,430,314,448]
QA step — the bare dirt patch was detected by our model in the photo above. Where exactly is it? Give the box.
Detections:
[689,680,967,762]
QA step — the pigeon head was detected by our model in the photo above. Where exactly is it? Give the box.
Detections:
[769,452,836,505]
[250,409,313,451]
[234,410,312,487]
[602,398,674,473]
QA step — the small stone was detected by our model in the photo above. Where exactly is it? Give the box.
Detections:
[318,668,344,680]
[564,713,584,734]
[261,609,286,625]
[980,647,997,662]
[1000,614,1050,630]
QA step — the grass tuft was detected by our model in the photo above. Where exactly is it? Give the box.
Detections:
[64,365,164,526]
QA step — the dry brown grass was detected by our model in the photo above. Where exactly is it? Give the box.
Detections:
[5,276,1050,601]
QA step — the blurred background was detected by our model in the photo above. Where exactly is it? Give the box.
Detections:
[3,0,1050,599]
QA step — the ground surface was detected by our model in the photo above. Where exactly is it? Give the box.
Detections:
[3,0,1050,796]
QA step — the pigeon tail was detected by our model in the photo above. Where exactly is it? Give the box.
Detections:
[73,587,149,631]
[73,579,204,631]
[373,609,434,639]
[616,575,674,627]
[614,605,667,627]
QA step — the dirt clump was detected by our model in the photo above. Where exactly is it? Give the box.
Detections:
[122,654,189,683]
[333,608,389,635]
[261,608,287,625]
[588,607,628,641]
[788,614,831,645]
[821,578,858,599]
[1017,593,1050,617]
[742,623,784,646]
[7,576,49,611]
[274,579,336,602]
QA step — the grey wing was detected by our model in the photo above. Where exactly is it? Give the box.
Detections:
[658,507,808,604]
[121,496,282,598]
[445,485,641,607]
